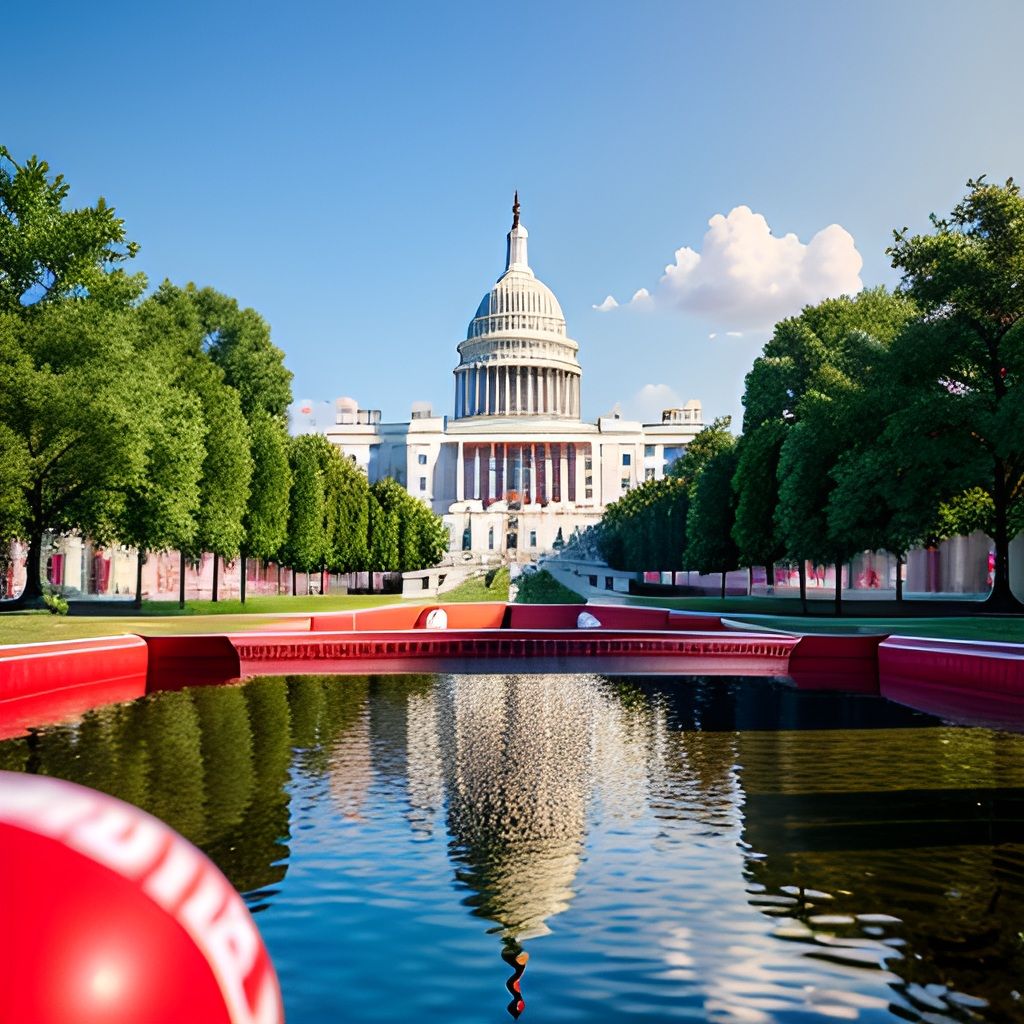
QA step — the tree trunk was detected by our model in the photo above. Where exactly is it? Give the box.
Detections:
[798,561,807,615]
[15,528,46,606]
[212,554,219,603]
[321,563,327,597]
[179,550,186,609]
[895,552,904,603]
[291,568,297,597]
[748,566,754,595]
[986,462,1024,610]
[720,568,727,600]
[276,562,281,595]
[134,550,145,610]
[240,553,247,605]
[834,561,843,617]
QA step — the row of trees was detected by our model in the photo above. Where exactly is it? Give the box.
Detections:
[284,435,448,591]
[599,177,1024,611]
[0,148,447,606]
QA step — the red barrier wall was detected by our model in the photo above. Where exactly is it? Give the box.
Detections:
[143,635,241,693]
[0,636,148,741]
[787,634,884,693]
[879,636,1024,727]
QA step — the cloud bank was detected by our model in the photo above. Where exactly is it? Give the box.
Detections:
[624,383,683,423]
[596,206,863,330]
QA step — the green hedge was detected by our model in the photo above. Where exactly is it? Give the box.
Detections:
[514,569,584,605]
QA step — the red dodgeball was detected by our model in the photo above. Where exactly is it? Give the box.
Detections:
[0,772,283,1024]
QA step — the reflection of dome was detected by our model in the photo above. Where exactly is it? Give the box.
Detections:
[440,675,594,940]
[454,193,582,420]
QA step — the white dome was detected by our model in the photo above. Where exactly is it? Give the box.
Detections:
[453,196,583,421]
[468,269,566,340]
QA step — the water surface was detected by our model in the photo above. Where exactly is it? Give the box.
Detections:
[2,674,1023,1022]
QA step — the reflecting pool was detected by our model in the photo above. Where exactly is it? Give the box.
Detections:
[2,674,1024,1022]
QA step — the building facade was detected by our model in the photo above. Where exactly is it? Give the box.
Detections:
[324,197,706,562]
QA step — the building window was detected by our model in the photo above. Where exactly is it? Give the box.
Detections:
[488,527,495,550]
[585,487,593,500]
[417,453,427,465]
[419,477,427,491]
[645,467,656,481]
[529,530,537,547]
[605,576,614,591]
[621,476,630,490]
[622,452,631,466]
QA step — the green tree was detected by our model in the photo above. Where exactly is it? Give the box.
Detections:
[0,147,139,313]
[333,456,371,572]
[887,177,1024,608]
[183,356,253,600]
[731,420,786,575]
[0,301,159,604]
[776,385,859,614]
[118,386,207,608]
[736,289,917,610]
[410,498,449,569]
[370,477,443,571]
[597,477,688,571]
[686,445,740,597]
[189,286,293,420]
[284,435,328,589]
[668,416,734,493]
[367,484,400,573]
[0,149,151,604]
[240,410,291,603]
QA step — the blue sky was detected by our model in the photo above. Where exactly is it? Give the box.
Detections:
[6,0,1024,428]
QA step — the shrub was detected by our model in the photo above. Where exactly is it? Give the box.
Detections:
[514,569,584,605]
[43,591,69,615]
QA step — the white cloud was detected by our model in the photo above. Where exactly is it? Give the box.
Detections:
[592,294,619,312]
[600,206,863,330]
[624,383,683,423]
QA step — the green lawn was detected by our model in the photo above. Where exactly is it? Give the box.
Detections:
[3,588,1023,646]
[622,594,1024,642]
[441,567,510,603]
[0,593,405,646]
[725,615,1024,642]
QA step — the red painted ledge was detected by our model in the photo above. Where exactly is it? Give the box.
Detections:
[879,636,1024,728]
[0,636,148,741]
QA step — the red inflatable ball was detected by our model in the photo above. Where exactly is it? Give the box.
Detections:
[0,771,283,1024]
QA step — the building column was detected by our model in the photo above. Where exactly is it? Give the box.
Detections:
[457,441,465,501]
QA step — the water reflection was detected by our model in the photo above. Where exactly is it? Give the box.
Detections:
[2,674,1024,1022]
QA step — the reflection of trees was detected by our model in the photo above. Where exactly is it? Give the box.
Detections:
[135,690,208,842]
[738,725,1024,1021]
[0,678,310,899]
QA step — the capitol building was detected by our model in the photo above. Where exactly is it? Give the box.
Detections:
[324,196,705,562]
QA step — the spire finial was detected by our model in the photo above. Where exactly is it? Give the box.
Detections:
[512,190,520,229]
